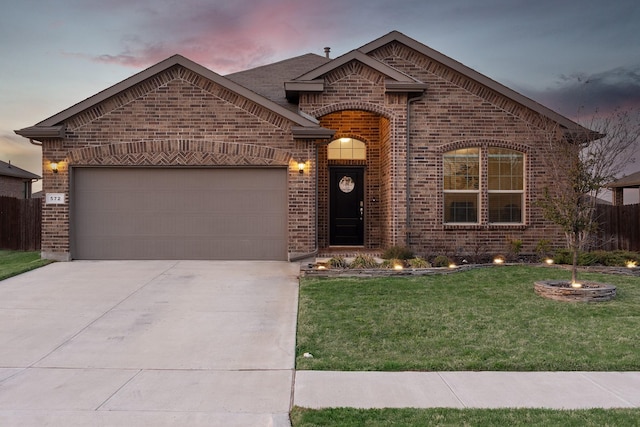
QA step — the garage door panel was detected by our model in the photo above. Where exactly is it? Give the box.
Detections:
[73,168,287,260]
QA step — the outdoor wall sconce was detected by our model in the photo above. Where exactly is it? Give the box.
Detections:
[50,162,59,173]
[298,161,306,174]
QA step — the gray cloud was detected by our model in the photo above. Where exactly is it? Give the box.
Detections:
[521,65,640,118]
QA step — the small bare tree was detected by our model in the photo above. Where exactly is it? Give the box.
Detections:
[538,107,640,284]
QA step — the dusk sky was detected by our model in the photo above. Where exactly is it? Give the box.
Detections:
[1,0,639,193]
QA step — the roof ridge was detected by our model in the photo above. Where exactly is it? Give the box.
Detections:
[226,53,328,77]
[0,159,41,179]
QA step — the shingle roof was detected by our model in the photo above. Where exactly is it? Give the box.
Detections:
[0,160,40,180]
[607,171,640,188]
[16,54,333,140]
[226,53,330,111]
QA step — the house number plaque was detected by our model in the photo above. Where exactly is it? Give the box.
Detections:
[45,193,66,204]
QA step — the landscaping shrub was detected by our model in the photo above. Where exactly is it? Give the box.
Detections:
[408,257,431,268]
[432,255,452,267]
[593,250,640,266]
[553,249,640,266]
[328,256,349,268]
[535,239,553,260]
[350,254,379,269]
[380,258,405,269]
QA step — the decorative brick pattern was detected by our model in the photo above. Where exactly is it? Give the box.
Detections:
[68,140,292,166]
[40,66,315,260]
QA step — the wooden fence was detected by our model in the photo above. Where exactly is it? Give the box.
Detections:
[0,196,42,251]
[0,195,636,254]
[594,203,640,251]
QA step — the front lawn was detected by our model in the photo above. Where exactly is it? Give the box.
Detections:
[290,407,640,426]
[0,250,52,281]
[296,266,640,371]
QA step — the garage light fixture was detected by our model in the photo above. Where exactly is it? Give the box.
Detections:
[298,161,306,174]
[50,162,59,173]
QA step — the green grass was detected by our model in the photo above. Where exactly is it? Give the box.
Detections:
[0,250,52,281]
[290,407,640,426]
[296,266,640,371]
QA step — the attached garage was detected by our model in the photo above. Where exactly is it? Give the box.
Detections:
[71,167,288,260]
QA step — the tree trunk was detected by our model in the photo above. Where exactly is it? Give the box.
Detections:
[572,243,579,284]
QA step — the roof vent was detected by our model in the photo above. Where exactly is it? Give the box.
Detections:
[324,47,331,58]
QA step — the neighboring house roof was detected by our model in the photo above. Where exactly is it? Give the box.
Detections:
[0,160,40,180]
[607,171,640,188]
[226,53,331,112]
[15,55,334,140]
[584,194,612,205]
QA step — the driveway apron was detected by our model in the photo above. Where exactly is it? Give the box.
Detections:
[0,260,299,427]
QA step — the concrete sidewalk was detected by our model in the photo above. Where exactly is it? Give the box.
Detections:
[294,371,640,409]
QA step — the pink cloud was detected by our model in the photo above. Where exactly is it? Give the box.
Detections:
[71,0,344,73]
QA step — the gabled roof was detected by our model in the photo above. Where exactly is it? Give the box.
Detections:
[284,50,428,101]
[226,53,331,111]
[0,160,40,180]
[16,55,333,140]
[607,171,640,188]
[359,31,595,139]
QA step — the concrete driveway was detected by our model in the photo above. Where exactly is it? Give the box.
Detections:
[0,260,300,426]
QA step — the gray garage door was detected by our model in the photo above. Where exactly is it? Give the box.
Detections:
[72,168,287,260]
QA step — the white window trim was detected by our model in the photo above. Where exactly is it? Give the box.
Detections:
[443,147,526,225]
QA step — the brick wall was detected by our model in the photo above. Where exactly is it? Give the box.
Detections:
[0,176,29,199]
[37,44,572,261]
[40,66,316,260]
[302,65,409,250]
[369,42,567,257]
[299,42,567,257]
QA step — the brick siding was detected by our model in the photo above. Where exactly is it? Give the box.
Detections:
[299,41,567,258]
[39,67,317,260]
[37,40,570,261]
[0,176,30,199]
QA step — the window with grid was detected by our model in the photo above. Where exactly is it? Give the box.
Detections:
[327,138,366,160]
[443,148,480,223]
[443,147,524,224]
[488,148,524,223]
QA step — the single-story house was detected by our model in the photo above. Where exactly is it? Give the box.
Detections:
[607,171,640,205]
[16,31,598,261]
[0,160,40,199]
